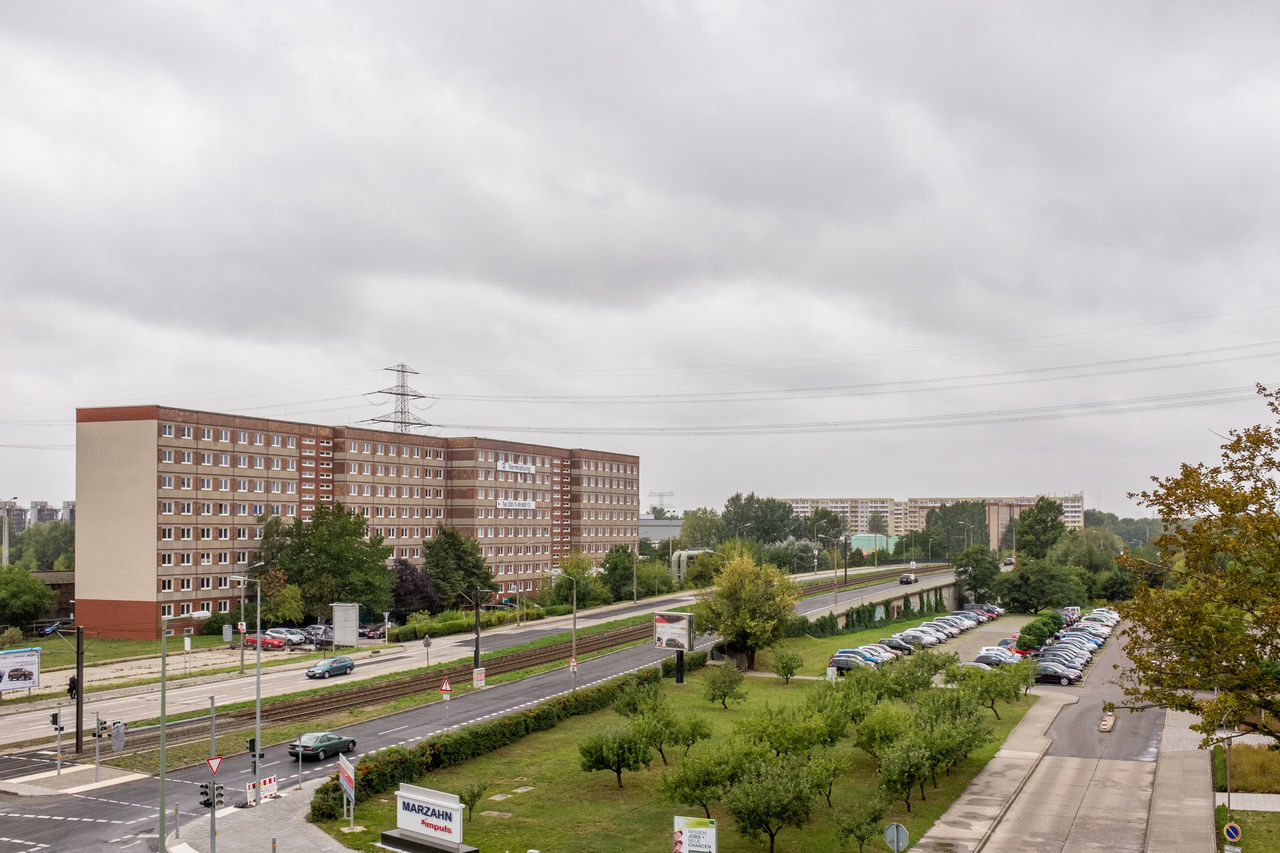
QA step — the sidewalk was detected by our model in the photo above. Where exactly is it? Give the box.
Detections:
[1145,709,1217,852]
[913,690,1078,852]
[166,775,350,853]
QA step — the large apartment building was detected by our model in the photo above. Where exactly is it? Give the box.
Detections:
[76,406,639,639]
[785,493,1085,551]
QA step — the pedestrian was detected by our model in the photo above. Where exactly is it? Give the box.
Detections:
[67,675,78,700]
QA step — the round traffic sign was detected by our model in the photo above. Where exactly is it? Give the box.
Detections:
[884,821,909,852]
[1224,822,1242,842]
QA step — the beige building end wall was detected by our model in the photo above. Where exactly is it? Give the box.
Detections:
[76,418,158,605]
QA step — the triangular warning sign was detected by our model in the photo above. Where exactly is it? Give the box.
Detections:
[207,756,224,776]
[440,677,452,692]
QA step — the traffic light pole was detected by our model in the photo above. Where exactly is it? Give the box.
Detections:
[75,626,84,754]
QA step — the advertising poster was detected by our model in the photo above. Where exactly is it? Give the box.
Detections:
[654,612,694,651]
[396,783,463,846]
[0,648,42,693]
[674,815,717,853]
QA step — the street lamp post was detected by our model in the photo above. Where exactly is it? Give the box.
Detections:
[632,548,638,603]
[552,570,578,691]
[229,574,263,806]
[159,609,210,852]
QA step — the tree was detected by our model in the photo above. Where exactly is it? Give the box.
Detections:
[266,502,393,622]
[11,520,76,573]
[421,525,497,612]
[867,511,888,537]
[258,568,304,625]
[391,557,439,619]
[852,704,910,768]
[660,746,743,818]
[953,544,1000,603]
[578,729,652,788]
[836,793,891,852]
[702,662,747,708]
[0,565,55,629]
[635,560,675,598]
[460,782,487,821]
[794,507,845,543]
[1016,497,1067,559]
[878,734,930,812]
[600,544,636,602]
[722,755,818,853]
[924,501,988,557]
[681,507,723,548]
[649,505,672,519]
[547,551,609,607]
[697,555,798,669]
[722,492,795,544]
[772,648,803,684]
[992,559,1085,614]
[1115,385,1280,746]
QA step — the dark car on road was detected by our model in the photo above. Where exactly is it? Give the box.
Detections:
[287,731,356,761]
[306,656,355,679]
[899,573,919,584]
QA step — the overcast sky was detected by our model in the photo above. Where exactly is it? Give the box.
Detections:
[4,2,1279,521]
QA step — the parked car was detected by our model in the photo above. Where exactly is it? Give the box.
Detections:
[959,661,992,671]
[303,624,329,641]
[365,626,387,639]
[266,628,308,647]
[243,633,285,650]
[1003,557,1015,566]
[894,630,938,648]
[860,644,900,661]
[877,637,915,655]
[37,621,64,637]
[287,730,356,761]
[977,647,1017,662]
[1035,662,1082,685]
[828,654,873,675]
[899,573,919,585]
[974,653,1012,667]
[306,656,355,679]
[920,621,960,637]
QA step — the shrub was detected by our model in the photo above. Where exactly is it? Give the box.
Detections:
[1,626,24,647]
[661,651,708,678]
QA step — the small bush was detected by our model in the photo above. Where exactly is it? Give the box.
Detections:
[1,626,25,647]
[661,651,708,678]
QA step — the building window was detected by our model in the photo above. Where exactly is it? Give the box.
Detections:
[180,426,193,439]
[218,600,230,613]
[161,476,174,489]
[160,554,173,567]
[219,429,230,442]
[180,602,192,615]
[161,424,174,438]
[180,578,192,591]
[161,450,174,463]
[200,577,212,590]
[161,603,173,617]
[160,501,174,515]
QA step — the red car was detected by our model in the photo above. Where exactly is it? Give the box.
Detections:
[243,633,285,650]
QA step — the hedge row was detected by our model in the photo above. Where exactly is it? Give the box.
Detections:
[388,604,576,643]
[659,650,708,678]
[308,666,662,821]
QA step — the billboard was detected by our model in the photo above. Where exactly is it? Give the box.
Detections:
[674,815,717,852]
[0,647,42,693]
[654,612,694,651]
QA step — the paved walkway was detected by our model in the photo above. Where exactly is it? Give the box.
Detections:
[166,775,350,853]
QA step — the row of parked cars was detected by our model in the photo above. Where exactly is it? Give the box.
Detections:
[968,606,1120,685]
[827,603,1006,674]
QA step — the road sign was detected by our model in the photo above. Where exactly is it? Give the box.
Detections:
[1224,822,1242,843]
[569,656,578,672]
[1224,845,1241,853]
[207,756,224,776]
[440,677,452,697]
[884,822,909,852]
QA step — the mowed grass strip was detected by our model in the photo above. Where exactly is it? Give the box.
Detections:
[316,668,1034,852]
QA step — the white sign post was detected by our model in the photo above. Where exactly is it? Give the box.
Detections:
[338,753,356,829]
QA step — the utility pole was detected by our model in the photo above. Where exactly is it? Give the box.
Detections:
[75,626,85,754]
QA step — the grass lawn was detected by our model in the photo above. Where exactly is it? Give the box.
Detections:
[29,632,231,671]
[1215,805,1280,852]
[1213,743,1280,794]
[315,669,1035,852]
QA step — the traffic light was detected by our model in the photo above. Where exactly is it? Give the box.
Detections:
[198,781,212,808]
[246,737,256,755]
[213,783,225,807]
[94,720,108,739]
[50,712,62,732]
